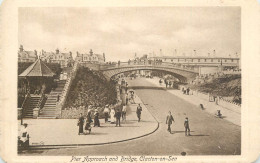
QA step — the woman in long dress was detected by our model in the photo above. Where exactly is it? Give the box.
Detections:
[110,108,115,124]
[78,113,84,135]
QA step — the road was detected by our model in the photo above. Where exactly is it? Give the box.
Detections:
[25,78,241,155]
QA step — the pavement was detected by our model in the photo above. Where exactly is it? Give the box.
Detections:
[141,77,241,126]
[18,95,158,146]
[19,77,241,155]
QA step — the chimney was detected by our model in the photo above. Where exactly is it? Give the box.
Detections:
[56,48,59,54]
[90,49,93,56]
[213,50,216,56]
[19,45,23,52]
[208,53,210,57]
[193,50,196,56]
[103,53,106,62]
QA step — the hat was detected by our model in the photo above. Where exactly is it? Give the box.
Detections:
[186,117,188,119]
[95,109,98,112]
[106,104,109,107]
[23,123,28,126]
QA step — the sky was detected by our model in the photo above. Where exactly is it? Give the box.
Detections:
[19,7,240,61]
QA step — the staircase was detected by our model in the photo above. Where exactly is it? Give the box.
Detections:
[24,95,41,118]
[38,80,66,118]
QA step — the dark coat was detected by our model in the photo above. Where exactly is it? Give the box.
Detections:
[166,115,174,125]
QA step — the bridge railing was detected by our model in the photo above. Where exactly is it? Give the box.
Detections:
[101,61,199,73]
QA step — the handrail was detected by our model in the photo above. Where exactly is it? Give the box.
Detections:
[37,93,46,109]
[56,61,79,116]
[21,92,31,117]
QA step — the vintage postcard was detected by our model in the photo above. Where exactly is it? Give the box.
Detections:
[0,0,260,162]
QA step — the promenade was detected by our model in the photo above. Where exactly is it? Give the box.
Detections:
[18,95,158,146]
[141,77,241,126]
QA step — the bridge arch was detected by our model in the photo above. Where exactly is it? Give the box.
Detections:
[101,65,198,83]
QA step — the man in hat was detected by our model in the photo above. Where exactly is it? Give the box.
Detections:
[136,104,142,122]
[103,105,110,123]
[184,117,191,136]
[166,111,174,133]
[115,108,122,127]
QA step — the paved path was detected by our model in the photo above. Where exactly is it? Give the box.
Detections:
[18,97,158,146]
[142,77,241,126]
[21,78,240,155]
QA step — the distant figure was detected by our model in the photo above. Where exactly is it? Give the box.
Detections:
[78,113,84,135]
[168,81,172,88]
[122,104,127,122]
[110,108,115,124]
[216,110,222,118]
[184,117,191,136]
[136,104,142,122]
[159,79,162,85]
[94,109,100,127]
[103,105,110,123]
[57,94,60,102]
[125,94,129,105]
[187,88,190,95]
[84,118,92,135]
[166,111,175,133]
[115,109,121,127]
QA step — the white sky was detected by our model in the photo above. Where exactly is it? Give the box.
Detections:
[19,7,240,61]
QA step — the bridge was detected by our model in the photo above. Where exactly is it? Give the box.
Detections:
[99,62,199,83]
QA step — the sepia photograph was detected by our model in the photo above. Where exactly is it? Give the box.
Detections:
[15,7,243,156]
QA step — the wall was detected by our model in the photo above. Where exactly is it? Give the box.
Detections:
[199,66,219,75]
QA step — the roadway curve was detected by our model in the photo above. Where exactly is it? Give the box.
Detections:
[34,78,241,155]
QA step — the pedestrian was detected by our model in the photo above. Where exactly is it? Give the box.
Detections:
[122,104,127,122]
[18,123,29,149]
[166,111,174,133]
[136,104,142,122]
[125,93,129,105]
[93,109,100,127]
[110,108,115,124]
[187,87,190,95]
[57,94,60,102]
[103,105,110,123]
[84,118,92,135]
[184,117,191,136]
[115,109,121,127]
[78,113,84,135]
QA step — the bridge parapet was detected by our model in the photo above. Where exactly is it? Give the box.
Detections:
[100,61,199,74]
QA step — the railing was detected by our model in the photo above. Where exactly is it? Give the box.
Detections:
[100,61,199,73]
[37,93,47,110]
[56,61,79,117]
[21,92,31,118]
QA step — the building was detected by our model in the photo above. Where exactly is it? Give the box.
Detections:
[150,56,240,68]
[75,49,105,64]
[18,45,38,62]
[40,49,74,68]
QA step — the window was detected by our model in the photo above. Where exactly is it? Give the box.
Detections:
[225,60,227,62]
[232,59,234,62]
[191,59,193,62]
[184,59,186,62]
[164,58,166,61]
[204,59,207,62]
[178,59,179,62]
[211,59,213,62]
[171,59,173,62]
[198,59,200,62]
[218,59,220,62]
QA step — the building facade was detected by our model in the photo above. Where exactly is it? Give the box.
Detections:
[75,49,105,64]
[18,45,38,62]
[40,49,74,68]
